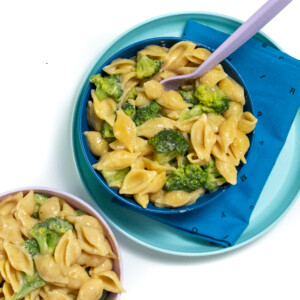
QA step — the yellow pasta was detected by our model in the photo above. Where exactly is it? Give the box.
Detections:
[157,90,190,110]
[219,77,245,105]
[136,117,176,138]
[113,109,137,152]
[191,114,217,161]
[0,191,124,298]
[198,64,228,88]
[93,150,139,170]
[84,131,109,157]
[85,41,257,208]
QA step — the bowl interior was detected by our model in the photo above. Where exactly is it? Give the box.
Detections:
[79,37,254,214]
[0,187,122,300]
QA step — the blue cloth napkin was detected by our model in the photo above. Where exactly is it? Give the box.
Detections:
[120,20,300,247]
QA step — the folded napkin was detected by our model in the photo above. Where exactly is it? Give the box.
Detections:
[118,20,300,247]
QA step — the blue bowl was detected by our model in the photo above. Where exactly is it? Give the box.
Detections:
[78,37,254,214]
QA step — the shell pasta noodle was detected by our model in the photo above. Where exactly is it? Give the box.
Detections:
[85,40,257,209]
[0,191,125,300]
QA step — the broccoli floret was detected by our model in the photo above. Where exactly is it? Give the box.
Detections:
[32,193,48,219]
[178,104,216,121]
[29,217,73,255]
[90,74,123,102]
[133,101,161,126]
[203,158,226,191]
[12,271,46,300]
[75,209,87,216]
[127,87,137,100]
[194,84,230,114]
[163,164,207,192]
[178,90,199,106]
[178,105,204,121]
[148,129,189,164]
[136,54,162,79]
[121,103,135,118]
[99,290,110,300]
[101,167,130,186]
[101,121,116,143]
[24,238,39,257]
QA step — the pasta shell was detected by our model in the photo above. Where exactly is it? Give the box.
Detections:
[77,278,104,300]
[113,109,137,152]
[191,114,217,161]
[95,270,126,293]
[186,47,211,64]
[231,130,250,164]
[93,97,116,126]
[86,100,103,132]
[93,150,139,171]
[223,101,243,120]
[218,116,238,153]
[219,77,245,105]
[64,264,90,290]
[137,117,176,138]
[238,112,258,134]
[153,189,205,208]
[103,58,135,74]
[133,193,149,209]
[163,41,196,71]
[0,192,22,216]
[215,159,237,185]
[3,241,33,275]
[34,254,68,286]
[144,80,164,99]
[157,90,190,110]
[198,64,228,88]
[54,230,81,267]
[39,196,61,220]
[89,258,113,277]
[0,215,23,244]
[84,131,109,156]
[119,169,157,195]
[75,224,114,257]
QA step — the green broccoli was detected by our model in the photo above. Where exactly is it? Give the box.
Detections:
[178,90,199,106]
[32,193,48,219]
[121,103,135,118]
[133,101,161,126]
[178,103,216,121]
[203,158,226,191]
[194,84,230,114]
[99,290,110,300]
[148,129,189,164]
[29,217,73,255]
[101,121,116,143]
[90,74,123,102]
[136,54,162,79]
[101,167,130,186]
[178,105,204,121]
[24,238,39,257]
[12,271,46,300]
[163,163,207,192]
[75,209,87,216]
[127,87,137,100]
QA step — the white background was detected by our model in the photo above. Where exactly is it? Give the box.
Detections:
[0,1,299,299]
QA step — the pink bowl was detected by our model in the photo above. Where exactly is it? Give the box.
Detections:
[0,186,124,300]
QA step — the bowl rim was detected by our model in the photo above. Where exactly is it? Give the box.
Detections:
[0,186,124,300]
[78,36,255,215]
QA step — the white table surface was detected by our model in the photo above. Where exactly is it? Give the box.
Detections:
[0,1,299,299]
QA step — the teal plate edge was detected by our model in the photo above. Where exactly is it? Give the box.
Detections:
[72,12,300,256]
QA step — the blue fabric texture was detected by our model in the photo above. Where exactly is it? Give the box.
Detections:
[121,20,300,247]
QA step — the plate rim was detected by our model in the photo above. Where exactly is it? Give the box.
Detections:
[72,11,300,256]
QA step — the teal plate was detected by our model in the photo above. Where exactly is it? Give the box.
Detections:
[72,12,300,256]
